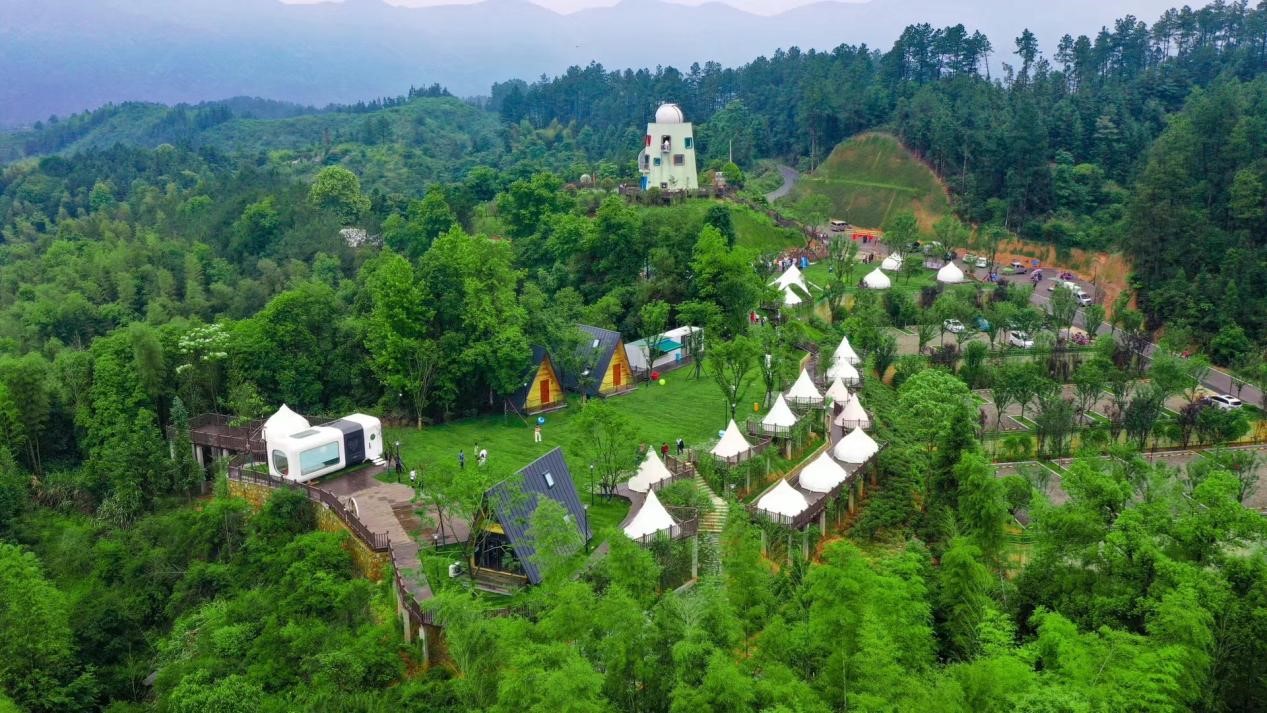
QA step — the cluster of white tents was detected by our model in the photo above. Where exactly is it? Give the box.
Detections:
[753,334,879,524]
[622,331,880,539]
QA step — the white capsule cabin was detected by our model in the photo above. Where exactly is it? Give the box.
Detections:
[639,103,698,191]
[265,410,383,483]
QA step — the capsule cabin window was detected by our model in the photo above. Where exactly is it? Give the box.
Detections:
[271,450,289,476]
[673,154,685,166]
[653,157,661,166]
[684,137,693,149]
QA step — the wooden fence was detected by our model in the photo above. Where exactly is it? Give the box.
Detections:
[227,459,391,551]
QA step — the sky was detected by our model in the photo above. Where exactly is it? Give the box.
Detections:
[282,0,1172,16]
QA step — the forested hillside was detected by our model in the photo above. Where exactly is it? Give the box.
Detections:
[3,2,1267,711]
[501,2,1267,343]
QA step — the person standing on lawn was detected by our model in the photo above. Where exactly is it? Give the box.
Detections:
[458,450,465,470]
[534,425,542,443]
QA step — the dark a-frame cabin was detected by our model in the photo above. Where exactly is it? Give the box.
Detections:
[470,447,591,591]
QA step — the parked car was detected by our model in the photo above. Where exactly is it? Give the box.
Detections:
[1010,260,1027,274]
[964,253,977,264]
[975,256,988,269]
[944,319,966,334]
[1008,330,1035,348]
[830,219,849,232]
[906,241,922,252]
[1204,394,1244,410]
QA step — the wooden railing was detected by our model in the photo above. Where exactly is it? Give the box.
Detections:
[627,506,700,545]
[227,459,391,551]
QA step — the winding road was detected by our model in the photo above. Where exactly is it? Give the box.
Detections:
[765,164,798,202]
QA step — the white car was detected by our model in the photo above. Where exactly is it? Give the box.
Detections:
[975,257,987,269]
[1205,394,1243,410]
[1008,331,1035,348]
[943,319,965,334]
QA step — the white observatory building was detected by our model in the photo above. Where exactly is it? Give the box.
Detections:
[639,103,698,191]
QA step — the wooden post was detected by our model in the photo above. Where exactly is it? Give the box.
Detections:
[691,535,699,580]
[760,529,767,555]
[848,488,856,513]
[802,529,809,559]
[820,509,827,533]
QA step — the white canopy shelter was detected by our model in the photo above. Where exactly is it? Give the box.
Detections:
[628,449,675,493]
[834,336,861,366]
[799,450,851,493]
[263,404,309,441]
[770,264,808,292]
[786,368,823,404]
[937,261,965,284]
[762,394,799,430]
[881,254,903,271]
[757,478,810,518]
[781,285,805,306]
[833,426,879,464]
[834,394,872,430]
[712,419,752,459]
[824,378,852,404]
[862,268,891,289]
[827,357,862,386]
[623,489,677,540]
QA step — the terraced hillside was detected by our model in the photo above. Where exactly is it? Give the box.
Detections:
[783,132,950,230]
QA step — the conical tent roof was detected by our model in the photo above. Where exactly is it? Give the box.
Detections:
[757,479,809,518]
[799,450,851,493]
[770,264,807,291]
[711,419,752,459]
[833,394,872,430]
[263,404,309,440]
[827,356,861,385]
[782,285,804,306]
[762,394,799,429]
[881,254,903,271]
[628,449,675,493]
[832,426,879,464]
[623,489,677,540]
[824,378,852,404]
[937,261,965,284]
[862,268,891,289]
[786,368,823,403]
[834,336,861,365]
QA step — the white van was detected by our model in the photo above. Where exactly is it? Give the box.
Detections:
[830,219,849,232]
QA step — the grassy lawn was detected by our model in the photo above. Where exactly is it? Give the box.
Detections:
[780,132,950,230]
[802,259,938,299]
[389,368,766,490]
[730,204,804,253]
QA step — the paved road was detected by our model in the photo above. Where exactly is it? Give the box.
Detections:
[952,259,1263,407]
[766,164,798,202]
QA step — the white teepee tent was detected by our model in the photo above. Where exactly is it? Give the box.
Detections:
[824,378,852,404]
[628,449,675,493]
[782,285,804,306]
[833,394,872,430]
[834,335,861,366]
[937,261,965,284]
[786,368,823,404]
[762,394,799,430]
[862,268,891,289]
[799,450,851,493]
[881,254,903,271]
[770,264,808,292]
[827,357,862,386]
[757,479,809,518]
[712,420,752,459]
[623,489,677,540]
[832,426,879,464]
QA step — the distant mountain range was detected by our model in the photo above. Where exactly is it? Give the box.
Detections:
[1,0,1179,127]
